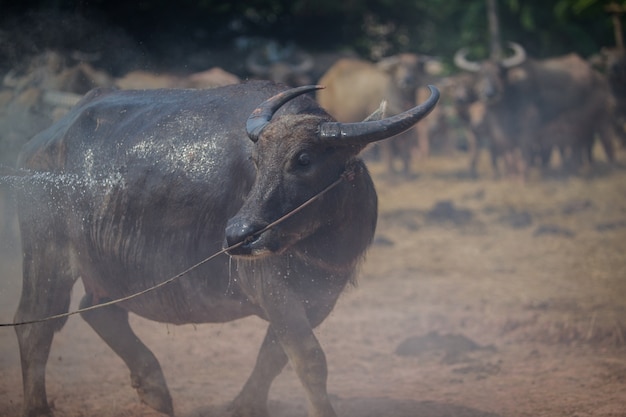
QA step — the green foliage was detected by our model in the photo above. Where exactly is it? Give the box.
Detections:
[1,0,621,61]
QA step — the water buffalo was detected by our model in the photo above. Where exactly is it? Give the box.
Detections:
[455,43,617,178]
[590,46,626,145]
[316,54,430,176]
[14,80,439,417]
[439,71,486,176]
[115,67,240,90]
[245,41,314,87]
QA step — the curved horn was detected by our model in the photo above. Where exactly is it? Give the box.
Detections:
[318,85,440,145]
[501,42,526,68]
[246,85,323,142]
[454,48,482,72]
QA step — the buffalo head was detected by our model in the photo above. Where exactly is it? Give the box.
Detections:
[246,42,314,86]
[454,42,526,103]
[376,53,422,91]
[225,84,439,257]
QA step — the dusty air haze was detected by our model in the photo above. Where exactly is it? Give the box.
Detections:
[1,4,626,417]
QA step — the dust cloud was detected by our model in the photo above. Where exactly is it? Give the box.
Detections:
[1,9,626,417]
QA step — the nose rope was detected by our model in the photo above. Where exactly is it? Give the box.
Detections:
[241,163,357,245]
[0,163,356,327]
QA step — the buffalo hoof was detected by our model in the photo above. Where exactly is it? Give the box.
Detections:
[131,369,174,416]
[22,405,54,417]
[228,397,270,417]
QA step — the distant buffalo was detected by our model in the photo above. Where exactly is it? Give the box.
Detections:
[455,43,618,178]
[590,46,626,145]
[115,67,240,90]
[317,54,433,176]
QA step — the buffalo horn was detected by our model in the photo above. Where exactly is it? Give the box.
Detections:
[318,85,440,145]
[246,85,323,142]
[501,42,526,68]
[454,48,482,72]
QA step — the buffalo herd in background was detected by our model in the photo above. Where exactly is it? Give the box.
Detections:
[1,36,625,183]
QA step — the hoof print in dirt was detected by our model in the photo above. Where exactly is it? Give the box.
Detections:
[533,224,576,238]
[561,199,594,215]
[498,210,533,229]
[395,331,496,364]
[595,219,626,232]
[461,188,486,201]
[380,208,421,231]
[452,361,502,379]
[425,200,473,226]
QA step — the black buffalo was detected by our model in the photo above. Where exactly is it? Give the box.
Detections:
[14,81,439,417]
[591,46,626,145]
[455,43,617,178]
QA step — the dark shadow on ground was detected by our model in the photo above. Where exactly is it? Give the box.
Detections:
[189,397,503,417]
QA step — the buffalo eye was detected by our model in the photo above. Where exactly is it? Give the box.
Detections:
[249,154,258,168]
[296,151,311,167]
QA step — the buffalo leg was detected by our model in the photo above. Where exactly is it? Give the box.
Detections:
[229,325,288,417]
[489,145,501,178]
[234,259,338,417]
[275,319,335,417]
[597,124,616,164]
[466,129,480,178]
[79,294,173,416]
[267,297,336,417]
[539,145,552,168]
[15,236,75,417]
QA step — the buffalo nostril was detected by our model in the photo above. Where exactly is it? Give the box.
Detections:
[224,220,263,249]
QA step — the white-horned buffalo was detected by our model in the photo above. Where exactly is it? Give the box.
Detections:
[245,41,314,87]
[14,80,439,417]
[316,54,432,176]
[455,42,617,178]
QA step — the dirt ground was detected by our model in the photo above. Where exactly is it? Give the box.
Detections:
[1,146,626,417]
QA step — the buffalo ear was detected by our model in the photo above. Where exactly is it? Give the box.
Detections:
[362,100,388,122]
[318,85,440,146]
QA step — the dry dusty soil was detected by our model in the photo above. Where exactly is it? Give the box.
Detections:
[1,147,626,417]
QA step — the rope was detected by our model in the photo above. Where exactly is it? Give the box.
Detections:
[0,166,352,327]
